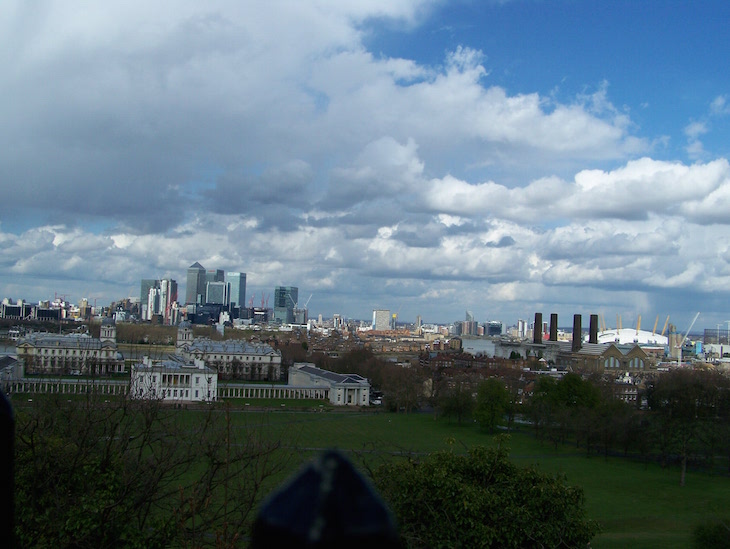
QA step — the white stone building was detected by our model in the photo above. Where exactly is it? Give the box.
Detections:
[288,362,370,406]
[130,355,218,403]
[16,318,124,375]
[176,321,282,381]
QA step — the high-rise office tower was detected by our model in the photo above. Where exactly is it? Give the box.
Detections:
[141,279,157,316]
[226,272,246,309]
[160,279,177,324]
[206,281,229,305]
[140,278,178,323]
[205,269,224,285]
[372,309,390,331]
[186,262,206,305]
[274,286,298,324]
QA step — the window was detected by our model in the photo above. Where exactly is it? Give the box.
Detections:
[152,375,156,383]
[195,376,200,385]
[629,357,644,369]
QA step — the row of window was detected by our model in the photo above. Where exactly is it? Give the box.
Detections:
[39,349,112,356]
[150,374,212,386]
[604,356,645,368]
[190,354,276,362]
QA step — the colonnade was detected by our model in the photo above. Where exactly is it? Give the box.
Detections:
[3,379,129,396]
[217,384,329,401]
[2,380,329,402]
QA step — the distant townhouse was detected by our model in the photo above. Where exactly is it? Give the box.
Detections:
[16,318,124,375]
[130,355,217,403]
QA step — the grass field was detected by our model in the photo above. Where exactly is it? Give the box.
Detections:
[10,394,728,547]
[215,406,729,548]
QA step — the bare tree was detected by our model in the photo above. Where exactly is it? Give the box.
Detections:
[14,395,290,547]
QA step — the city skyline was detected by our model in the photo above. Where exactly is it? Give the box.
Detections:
[2,2,730,330]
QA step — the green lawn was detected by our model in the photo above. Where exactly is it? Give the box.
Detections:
[215,408,729,548]
[10,394,728,547]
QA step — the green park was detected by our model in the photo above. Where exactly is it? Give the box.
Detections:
[8,387,730,548]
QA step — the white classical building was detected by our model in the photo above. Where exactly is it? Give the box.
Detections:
[16,318,124,375]
[288,362,370,406]
[176,321,282,381]
[130,355,218,403]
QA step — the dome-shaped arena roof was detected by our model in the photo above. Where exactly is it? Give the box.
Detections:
[589,328,668,346]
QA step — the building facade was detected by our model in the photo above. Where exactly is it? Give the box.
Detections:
[288,362,370,406]
[274,286,298,324]
[186,262,206,305]
[16,318,124,375]
[176,322,282,381]
[130,355,218,402]
[140,278,178,323]
[372,309,390,331]
[226,272,247,310]
[206,281,229,305]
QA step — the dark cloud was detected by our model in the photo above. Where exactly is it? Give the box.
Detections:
[485,235,515,248]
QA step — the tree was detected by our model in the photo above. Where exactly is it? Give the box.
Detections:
[646,369,726,485]
[474,378,509,432]
[528,373,601,450]
[14,394,287,547]
[436,376,475,423]
[372,437,599,548]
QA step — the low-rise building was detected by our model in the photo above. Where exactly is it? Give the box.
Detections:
[16,318,124,375]
[176,321,282,381]
[288,362,370,406]
[130,355,217,403]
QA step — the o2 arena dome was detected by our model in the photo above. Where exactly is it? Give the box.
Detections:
[587,328,668,346]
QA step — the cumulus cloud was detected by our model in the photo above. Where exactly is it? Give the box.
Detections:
[1,1,729,326]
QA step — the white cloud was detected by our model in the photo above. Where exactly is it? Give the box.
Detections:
[0,1,729,327]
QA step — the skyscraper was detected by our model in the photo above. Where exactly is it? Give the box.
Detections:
[372,309,390,331]
[226,272,246,309]
[205,269,224,285]
[140,278,178,323]
[186,262,206,305]
[206,281,229,305]
[140,278,157,316]
[274,286,298,324]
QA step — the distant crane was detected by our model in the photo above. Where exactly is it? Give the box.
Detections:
[677,312,700,367]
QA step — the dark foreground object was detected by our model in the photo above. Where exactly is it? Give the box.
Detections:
[0,391,13,548]
[252,450,400,549]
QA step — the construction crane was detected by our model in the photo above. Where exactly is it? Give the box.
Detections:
[677,312,700,367]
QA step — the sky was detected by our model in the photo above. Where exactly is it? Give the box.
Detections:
[2,0,730,331]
